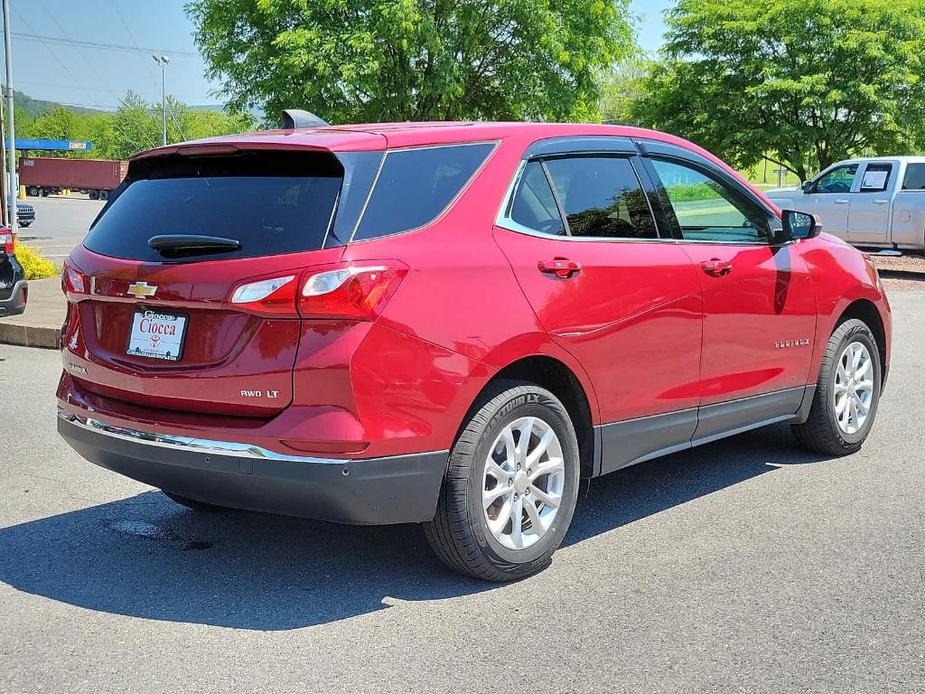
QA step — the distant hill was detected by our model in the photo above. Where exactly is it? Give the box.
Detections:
[10,89,105,117]
[187,104,226,112]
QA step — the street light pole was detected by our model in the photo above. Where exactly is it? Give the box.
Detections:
[2,0,17,231]
[152,54,170,146]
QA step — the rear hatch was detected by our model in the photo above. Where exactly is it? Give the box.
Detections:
[62,148,351,417]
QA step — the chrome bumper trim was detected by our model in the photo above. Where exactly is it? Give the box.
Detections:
[57,412,348,465]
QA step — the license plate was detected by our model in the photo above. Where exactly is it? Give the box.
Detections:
[127,309,187,361]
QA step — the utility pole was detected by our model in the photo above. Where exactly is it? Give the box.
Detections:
[0,84,7,227]
[152,54,170,146]
[2,0,16,231]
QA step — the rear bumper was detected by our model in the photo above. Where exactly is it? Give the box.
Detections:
[0,279,27,317]
[57,413,448,525]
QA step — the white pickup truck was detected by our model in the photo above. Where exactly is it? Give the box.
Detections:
[765,156,925,252]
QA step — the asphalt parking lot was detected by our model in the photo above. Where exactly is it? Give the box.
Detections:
[1,293,923,693]
[16,196,104,264]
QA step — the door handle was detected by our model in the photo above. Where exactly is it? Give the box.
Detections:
[834,199,849,204]
[873,199,889,205]
[701,258,733,277]
[538,258,582,279]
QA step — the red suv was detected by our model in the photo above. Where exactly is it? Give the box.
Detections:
[57,121,891,580]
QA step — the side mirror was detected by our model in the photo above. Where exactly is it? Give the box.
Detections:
[800,180,813,192]
[782,209,821,240]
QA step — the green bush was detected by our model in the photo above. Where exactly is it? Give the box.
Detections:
[16,244,59,280]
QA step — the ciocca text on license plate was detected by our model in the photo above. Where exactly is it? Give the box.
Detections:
[127,310,187,361]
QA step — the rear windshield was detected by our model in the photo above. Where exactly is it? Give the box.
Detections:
[84,151,343,262]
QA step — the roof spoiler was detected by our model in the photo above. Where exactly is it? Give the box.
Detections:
[281,109,329,129]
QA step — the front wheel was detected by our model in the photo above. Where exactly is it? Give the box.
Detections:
[424,381,580,581]
[792,318,882,456]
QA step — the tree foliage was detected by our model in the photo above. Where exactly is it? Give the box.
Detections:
[19,91,255,160]
[631,0,925,180]
[186,0,636,124]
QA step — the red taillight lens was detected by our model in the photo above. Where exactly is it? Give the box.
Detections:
[61,260,89,299]
[228,275,298,316]
[299,261,408,320]
[0,228,13,255]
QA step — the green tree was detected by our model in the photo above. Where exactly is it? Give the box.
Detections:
[108,91,161,159]
[599,55,651,125]
[632,0,925,180]
[186,0,636,124]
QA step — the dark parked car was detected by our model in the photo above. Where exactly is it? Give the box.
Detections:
[57,120,891,580]
[16,201,35,228]
[0,226,27,317]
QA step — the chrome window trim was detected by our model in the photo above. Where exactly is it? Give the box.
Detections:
[496,138,792,248]
[347,140,500,244]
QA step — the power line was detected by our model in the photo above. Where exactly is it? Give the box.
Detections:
[11,11,86,92]
[110,1,188,144]
[18,79,124,95]
[12,32,196,56]
[33,0,118,97]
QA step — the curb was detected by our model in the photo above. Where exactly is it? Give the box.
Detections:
[0,322,60,349]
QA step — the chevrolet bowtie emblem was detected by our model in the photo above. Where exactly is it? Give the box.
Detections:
[126,281,157,298]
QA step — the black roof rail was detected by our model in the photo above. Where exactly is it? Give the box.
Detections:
[281,109,329,129]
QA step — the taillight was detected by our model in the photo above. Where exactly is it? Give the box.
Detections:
[61,260,89,299]
[229,275,298,316]
[0,228,13,255]
[299,261,408,320]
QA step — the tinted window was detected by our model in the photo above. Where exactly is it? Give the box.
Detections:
[651,158,771,243]
[814,165,857,194]
[859,163,891,192]
[509,161,565,236]
[353,143,493,240]
[84,151,342,262]
[902,163,925,190]
[543,156,657,239]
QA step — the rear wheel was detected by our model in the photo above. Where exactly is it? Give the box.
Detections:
[99,190,109,201]
[792,318,881,456]
[424,381,580,581]
[26,186,39,197]
[162,491,231,513]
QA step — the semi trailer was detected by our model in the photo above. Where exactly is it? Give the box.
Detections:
[20,157,128,200]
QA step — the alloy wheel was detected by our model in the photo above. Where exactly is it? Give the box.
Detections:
[833,341,875,435]
[482,416,565,550]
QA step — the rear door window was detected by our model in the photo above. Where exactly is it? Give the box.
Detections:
[859,163,892,192]
[543,156,657,239]
[352,143,494,241]
[84,151,343,262]
[902,163,925,190]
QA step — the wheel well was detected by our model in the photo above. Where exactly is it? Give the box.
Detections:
[483,356,595,478]
[836,299,886,379]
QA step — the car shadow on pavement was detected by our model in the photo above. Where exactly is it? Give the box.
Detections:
[0,424,831,631]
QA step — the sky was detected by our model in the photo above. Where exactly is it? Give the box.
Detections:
[6,0,671,112]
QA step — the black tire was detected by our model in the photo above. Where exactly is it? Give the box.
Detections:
[88,190,99,200]
[162,491,231,513]
[26,186,39,197]
[792,318,882,456]
[424,380,580,581]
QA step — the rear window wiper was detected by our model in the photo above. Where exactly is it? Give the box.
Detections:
[147,234,241,258]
